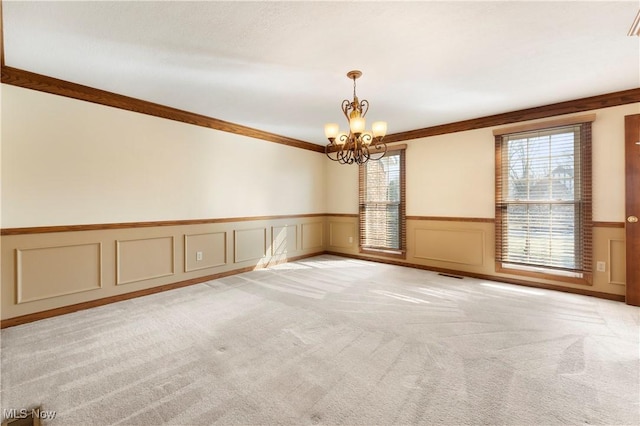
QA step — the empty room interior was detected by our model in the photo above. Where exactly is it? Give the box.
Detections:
[1,1,640,425]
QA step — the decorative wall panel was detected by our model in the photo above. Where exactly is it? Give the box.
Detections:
[271,225,297,256]
[234,228,267,263]
[17,243,102,303]
[414,228,484,266]
[116,237,175,285]
[302,222,323,250]
[329,222,356,248]
[184,232,227,272]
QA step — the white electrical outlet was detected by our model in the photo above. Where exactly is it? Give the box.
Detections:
[596,261,606,272]
[196,251,203,261]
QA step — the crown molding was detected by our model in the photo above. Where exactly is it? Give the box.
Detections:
[384,88,640,143]
[2,65,638,150]
[0,66,325,153]
[629,9,640,36]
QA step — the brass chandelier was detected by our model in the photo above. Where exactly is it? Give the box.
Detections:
[324,70,388,165]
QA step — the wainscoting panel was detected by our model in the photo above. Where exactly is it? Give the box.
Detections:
[16,243,102,303]
[326,216,626,299]
[329,221,356,249]
[184,232,227,272]
[116,237,175,285]
[1,214,326,324]
[234,228,267,263]
[271,225,297,256]
[414,228,484,266]
[5,215,630,325]
[302,222,324,250]
[609,239,626,285]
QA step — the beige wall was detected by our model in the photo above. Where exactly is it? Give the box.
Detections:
[325,158,358,214]
[407,131,495,218]
[326,103,639,220]
[1,84,326,228]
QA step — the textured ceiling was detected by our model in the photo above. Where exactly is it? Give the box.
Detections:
[3,1,639,145]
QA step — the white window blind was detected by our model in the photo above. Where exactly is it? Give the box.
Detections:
[495,123,592,282]
[359,149,406,255]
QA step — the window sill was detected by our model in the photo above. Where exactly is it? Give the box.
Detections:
[496,263,593,286]
[360,247,406,260]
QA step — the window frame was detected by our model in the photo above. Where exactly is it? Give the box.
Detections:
[494,116,593,285]
[358,147,407,259]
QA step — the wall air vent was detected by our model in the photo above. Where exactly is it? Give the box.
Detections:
[438,273,464,280]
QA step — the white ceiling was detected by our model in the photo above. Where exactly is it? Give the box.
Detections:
[3,1,639,145]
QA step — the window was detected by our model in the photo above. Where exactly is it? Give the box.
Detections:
[495,119,592,284]
[359,148,406,258]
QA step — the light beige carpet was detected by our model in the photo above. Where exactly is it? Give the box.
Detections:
[1,255,639,425]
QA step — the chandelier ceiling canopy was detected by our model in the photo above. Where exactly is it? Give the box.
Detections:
[324,70,388,165]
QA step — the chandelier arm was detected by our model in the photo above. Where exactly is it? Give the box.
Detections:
[347,146,355,164]
[373,138,387,152]
[369,151,385,161]
[369,139,388,161]
[337,133,349,145]
[343,145,355,165]
[360,144,371,165]
[341,100,351,121]
[351,140,361,165]
[373,136,387,152]
[336,146,347,164]
[360,99,369,118]
[325,144,340,162]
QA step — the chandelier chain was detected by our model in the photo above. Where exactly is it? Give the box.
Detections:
[353,76,357,99]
